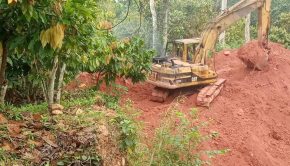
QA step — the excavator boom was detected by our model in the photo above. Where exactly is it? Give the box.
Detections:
[194,0,271,65]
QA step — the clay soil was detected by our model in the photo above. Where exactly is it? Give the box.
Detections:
[123,41,290,166]
[66,41,290,165]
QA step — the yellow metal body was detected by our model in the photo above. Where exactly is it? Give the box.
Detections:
[148,61,217,89]
[148,38,217,89]
[148,0,271,90]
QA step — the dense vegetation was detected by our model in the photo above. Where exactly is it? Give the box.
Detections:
[113,0,290,52]
[0,0,153,106]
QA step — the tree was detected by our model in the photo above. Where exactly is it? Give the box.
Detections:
[245,14,251,43]
[162,0,170,55]
[0,0,60,105]
[0,0,154,107]
[150,0,159,52]
[269,12,290,49]
[167,0,217,39]
[245,13,251,43]
[219,0,227,45]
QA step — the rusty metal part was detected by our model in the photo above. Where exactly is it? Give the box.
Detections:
[197,78,226,107]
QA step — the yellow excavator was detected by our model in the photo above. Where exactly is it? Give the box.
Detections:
[147,0,271,106]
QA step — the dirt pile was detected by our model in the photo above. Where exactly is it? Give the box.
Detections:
[122,41,290,165]
[65,72,129,93]
[201,41,290,166]
[65,72,99,91]
[237,40,270,70]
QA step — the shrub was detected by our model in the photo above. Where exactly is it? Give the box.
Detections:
[128,97,228,165]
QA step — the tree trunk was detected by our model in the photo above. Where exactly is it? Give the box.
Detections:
[162,0,170,56]
[150,0,158,52]
[245,13,251,43]
[0,42,3,67]
[0,40,8,105]
[56,63,66,104]
[219,0,227,45]
[0,83,7,105]
[41,81,48,102]
[48,56,58,106]
[0,41,7,86]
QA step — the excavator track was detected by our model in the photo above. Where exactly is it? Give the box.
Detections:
[197,78,226,107]
[151,87,170,103]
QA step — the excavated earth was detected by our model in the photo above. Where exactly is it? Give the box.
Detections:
[66,41,290,165]
[122,41,290,166]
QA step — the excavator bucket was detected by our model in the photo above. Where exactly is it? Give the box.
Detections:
[197,78,226,107]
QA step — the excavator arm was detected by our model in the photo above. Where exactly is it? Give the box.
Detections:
[194,0,271,65]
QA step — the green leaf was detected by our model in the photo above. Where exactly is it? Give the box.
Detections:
[57,161,65,166]
[7,57,13,66]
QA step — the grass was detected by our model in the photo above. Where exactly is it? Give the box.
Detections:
[0,87,138,165]
[128,96,229,166]
[0,89,228,165]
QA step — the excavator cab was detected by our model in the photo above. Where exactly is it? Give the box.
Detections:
[171,39,199,62]
[154,38,200,64]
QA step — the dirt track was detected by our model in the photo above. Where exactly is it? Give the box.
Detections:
[122,41,290,166]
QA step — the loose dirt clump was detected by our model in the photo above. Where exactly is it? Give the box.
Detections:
[237,40,270,70]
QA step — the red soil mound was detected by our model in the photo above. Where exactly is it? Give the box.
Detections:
[237,40,270,70]
[65,72,99,91]
[123,41,290,165]
[65,72,129,93]
[203,41,290,166]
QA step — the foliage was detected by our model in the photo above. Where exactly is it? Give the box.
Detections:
[1,103,48,120]
[269,26,290,49]
[111,0,218,53]
[216,19,246,51]
[0,88,129,165]
[271,0,290,26]
[249,12,290,49]
[225,20,246,48]
[0,0,154,106]
[168,0,217,39]
[78,35,154,85]
[128,97,228,165]
[276,12,290,32]
[215,0,290,51]
[112,0,143,39]
[269,12,290,49]
[111,100,140,154]
[0,0,62,104]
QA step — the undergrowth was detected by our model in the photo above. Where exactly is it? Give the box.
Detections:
[128,96,228,166]
[0,89,227,165]
[0,88,133,165]
[111,100,141,153]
